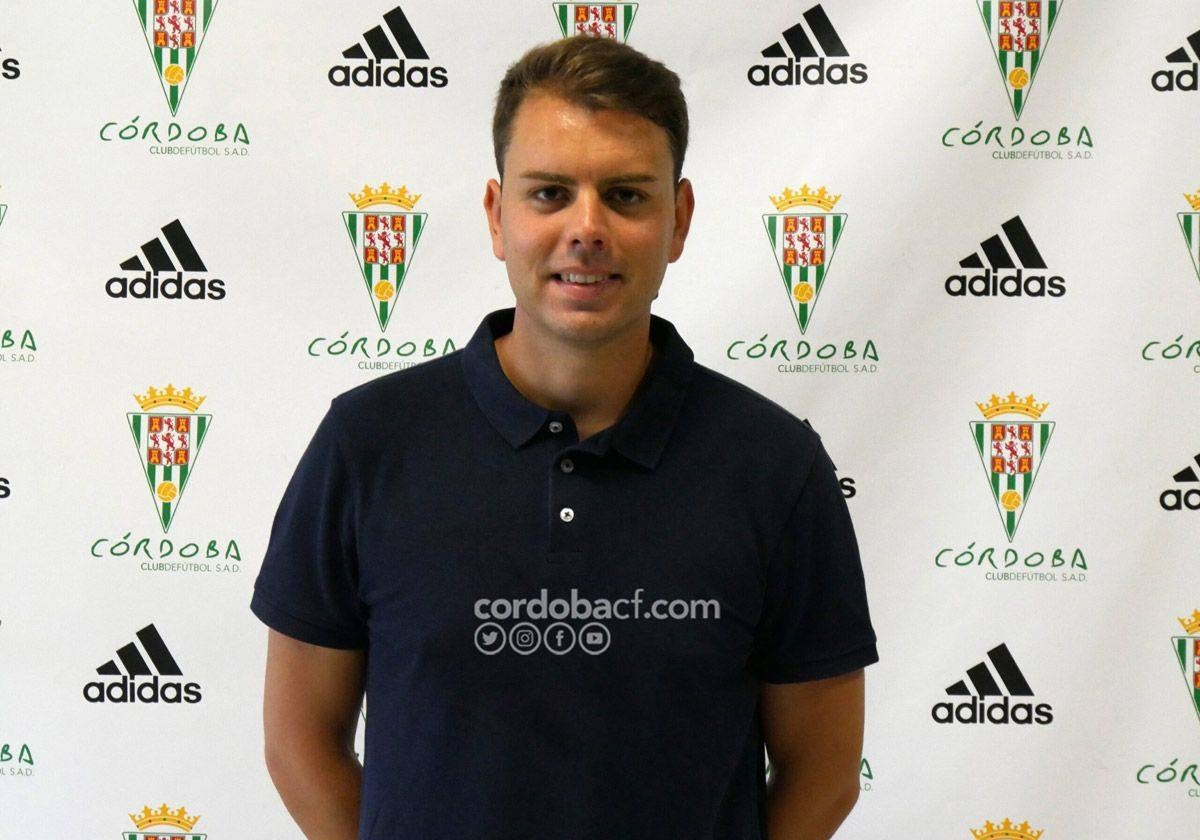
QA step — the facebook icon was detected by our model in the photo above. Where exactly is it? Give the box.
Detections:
[545,622,575,655]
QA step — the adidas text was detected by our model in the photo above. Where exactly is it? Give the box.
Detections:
[82,676,202,704]
[1152,64,1198,92]
[106,272,226,301]
[328,60,448,88]
[945,269,1066,298]
[1160,488,1200,510]
[931,696,1053,725]
[747,58,867,87]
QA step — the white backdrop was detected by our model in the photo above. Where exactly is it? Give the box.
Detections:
[1,1,1198,837]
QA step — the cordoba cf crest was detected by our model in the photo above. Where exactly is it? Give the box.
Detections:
[1178,188,1200,289]
[132,0,218,116]
[127,384,210,533]
[763,185,846,334]
[970,392,1054,542]
[977,1,1061,119]
[343,183,426,331]
[969,819,1044,840]
[1174,609,1200,726]
[126,803,205,839]
[554,4,638,41]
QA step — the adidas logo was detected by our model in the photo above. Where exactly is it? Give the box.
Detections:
[945,215,1065,298]
[106,219,224,301]
[1160,453,1200,510]
[747,4,867,87]
[1152,27,1200,91]
[83,623,202,704]
[931,643,1053,725]
[0,47,19,80]
[328,5,449,89]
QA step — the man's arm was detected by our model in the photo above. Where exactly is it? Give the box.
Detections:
[761,669,865,840]
[263,629,366,840]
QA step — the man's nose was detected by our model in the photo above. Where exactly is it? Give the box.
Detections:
[567,189,608,252]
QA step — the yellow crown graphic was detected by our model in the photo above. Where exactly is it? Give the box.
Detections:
[770,184,841,212]
[129,804,201,831]
[970,818,1044,840]
[976,392,1049,420]
[350,182,421,210]
[133,384,206,412]
[1185,189,1200,211]
[1179,609,1200,635]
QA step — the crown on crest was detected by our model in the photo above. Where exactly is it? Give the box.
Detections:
[970,819,1044,840]
[350,182,421,210]
[976,392,1049,419]
[1185,189,1200,211]
[1179,609,1200,635]
[770,184,841,212]
[134,384,206,412]
[129,804,201,831]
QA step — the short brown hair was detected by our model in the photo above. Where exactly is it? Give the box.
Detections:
[493,36,688,183]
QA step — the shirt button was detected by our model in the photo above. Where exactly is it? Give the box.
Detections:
[560,458,575,474]
[559,507,575,523]
[549,421,564,433]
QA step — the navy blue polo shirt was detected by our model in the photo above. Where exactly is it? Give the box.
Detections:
[252,307,877,840]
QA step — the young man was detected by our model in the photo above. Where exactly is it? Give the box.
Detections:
[254,36,876,840]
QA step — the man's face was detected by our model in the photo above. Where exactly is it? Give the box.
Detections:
[484,91,693,347]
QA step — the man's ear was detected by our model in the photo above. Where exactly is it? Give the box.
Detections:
[668,178,695,263]
[483,178,505,261]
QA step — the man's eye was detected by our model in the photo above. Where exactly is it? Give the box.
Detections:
[532,186,567,202]
[609,188,644,206]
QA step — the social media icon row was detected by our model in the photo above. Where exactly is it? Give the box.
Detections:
[474,621,611,655]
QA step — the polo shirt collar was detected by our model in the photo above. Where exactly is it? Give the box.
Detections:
[461,308,694,470]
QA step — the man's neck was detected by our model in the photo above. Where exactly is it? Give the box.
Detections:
[494,308,655,441]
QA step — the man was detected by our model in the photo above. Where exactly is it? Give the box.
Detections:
[254,36,876,840]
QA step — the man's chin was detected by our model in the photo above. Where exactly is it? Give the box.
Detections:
[534,307,647,348]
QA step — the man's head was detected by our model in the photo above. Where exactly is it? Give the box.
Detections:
[492,36,688,185]
[484,37,694,349]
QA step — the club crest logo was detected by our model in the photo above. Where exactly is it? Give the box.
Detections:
[763,185,846,334]
[971,392,1054,542]
[133,0,218,116]
[127,385,210,533]
[126,803,205,839]
[970,819,1044,840]
[1177,189,1200,289]
[343,183,426,331]
[554,4,638,41]
[1174,609,1200,726]
[977,1,1061,119]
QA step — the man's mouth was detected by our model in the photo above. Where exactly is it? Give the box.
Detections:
[551,272,621,285]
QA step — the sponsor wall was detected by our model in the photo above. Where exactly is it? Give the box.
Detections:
[1,1,1198,837]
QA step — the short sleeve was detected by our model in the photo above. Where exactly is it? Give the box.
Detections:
[250,399,368,649]
[750,442,878,683]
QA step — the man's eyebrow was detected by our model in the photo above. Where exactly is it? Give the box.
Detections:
[519,171,575,185]
[518,171,660,186]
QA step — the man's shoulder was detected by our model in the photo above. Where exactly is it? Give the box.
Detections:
[686,361,822,451]
[327,351,465,423]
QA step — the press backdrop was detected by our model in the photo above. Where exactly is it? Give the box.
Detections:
[1,2,1198,838]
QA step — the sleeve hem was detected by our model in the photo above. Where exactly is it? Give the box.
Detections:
[250,588,367,650]
[756,641,879,684]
